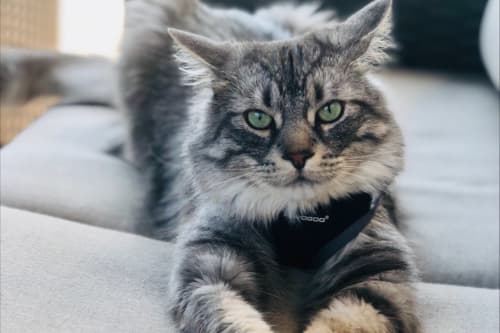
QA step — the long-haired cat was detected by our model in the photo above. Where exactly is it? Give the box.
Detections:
[0,0,420,332]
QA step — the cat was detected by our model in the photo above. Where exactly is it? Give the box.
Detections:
[0,0,420,332]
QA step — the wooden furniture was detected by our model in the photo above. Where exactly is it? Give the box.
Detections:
[0,0,58,145]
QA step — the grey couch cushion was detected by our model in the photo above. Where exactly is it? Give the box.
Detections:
[2,206,499,333]
[377,70,500,288]
[0,206,172,333]
[0,105,146,233]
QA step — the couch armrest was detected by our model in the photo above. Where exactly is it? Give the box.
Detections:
[0,105,146,233]
[2,206,499,333]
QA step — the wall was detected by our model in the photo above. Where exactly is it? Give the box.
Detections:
[58,0,124,58]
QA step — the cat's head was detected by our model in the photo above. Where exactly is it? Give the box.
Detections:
[171,0,403,220]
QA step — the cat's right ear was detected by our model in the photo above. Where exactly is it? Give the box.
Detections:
[168,29,232,70]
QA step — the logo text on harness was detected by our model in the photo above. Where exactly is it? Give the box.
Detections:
[299,215,330,223]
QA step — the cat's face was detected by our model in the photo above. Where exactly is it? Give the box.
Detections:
[173,0,403,219]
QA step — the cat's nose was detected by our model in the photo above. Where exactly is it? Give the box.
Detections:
[283,151,314,170]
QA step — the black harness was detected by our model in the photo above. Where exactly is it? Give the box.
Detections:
[271,192,380,269]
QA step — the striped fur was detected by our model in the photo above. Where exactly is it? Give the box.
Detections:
[119,0,420,332]
[0,0,420,332]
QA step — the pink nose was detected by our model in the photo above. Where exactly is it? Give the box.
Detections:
[283,151,314,170]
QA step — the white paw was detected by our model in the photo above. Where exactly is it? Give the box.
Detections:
[217,285,274,333]
[304,297,392,333]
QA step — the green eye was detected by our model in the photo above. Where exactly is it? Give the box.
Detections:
[245,110,273,130]
[317,101,344,123]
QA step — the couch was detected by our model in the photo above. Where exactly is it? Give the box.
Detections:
[1,2,499,332]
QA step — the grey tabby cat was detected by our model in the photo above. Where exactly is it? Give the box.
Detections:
[0,0,420,332]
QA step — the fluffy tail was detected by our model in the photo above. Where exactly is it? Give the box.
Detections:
[0,48,116,106]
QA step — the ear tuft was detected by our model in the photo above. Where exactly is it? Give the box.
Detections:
[344,0,395,71]
[168,28,231,69]
[168,29,236,86]
[345,0,392,37]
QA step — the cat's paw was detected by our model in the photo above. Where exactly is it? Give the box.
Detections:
[304,297,392,333]
[216,286,274,333]
[178,284,274,333]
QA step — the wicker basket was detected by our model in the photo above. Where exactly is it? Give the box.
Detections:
[0,0,58,145]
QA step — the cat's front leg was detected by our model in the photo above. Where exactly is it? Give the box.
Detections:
[169,224,274,333]
[304,282,417,333]
[303,220,420,333]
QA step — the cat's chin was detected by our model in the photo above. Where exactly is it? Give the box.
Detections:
[209,179,353,223]
[203,165,390,222]
[265,169,331,188]
[284,175,320,187]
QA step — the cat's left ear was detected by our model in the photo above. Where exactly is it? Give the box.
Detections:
[314,0,394,71]
[344,0,394,70]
